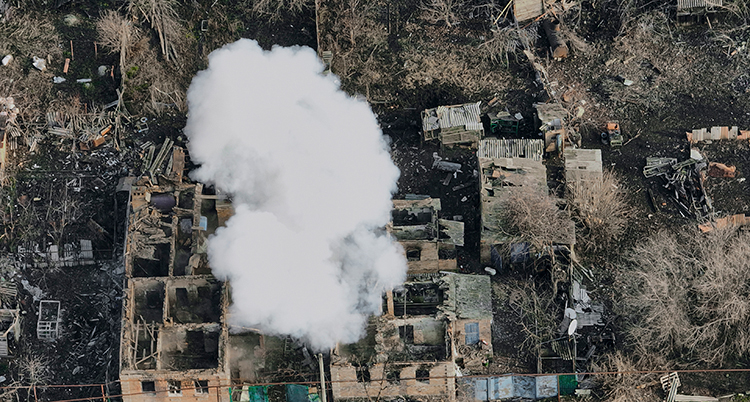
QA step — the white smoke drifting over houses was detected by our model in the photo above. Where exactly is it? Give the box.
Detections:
[184,39,406,350]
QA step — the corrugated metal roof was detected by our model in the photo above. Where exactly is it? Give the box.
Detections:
[466,375,559,400]
[422,103,483,144]
[478,139,544,161]
[514,0,544,22]
[677,0,722,11]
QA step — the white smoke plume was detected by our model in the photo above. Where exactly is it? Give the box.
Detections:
[184,39,407,350]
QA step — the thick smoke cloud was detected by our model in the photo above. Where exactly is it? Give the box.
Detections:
[184,39,406,350]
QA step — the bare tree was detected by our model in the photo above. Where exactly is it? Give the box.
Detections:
[567,170,630,252]
[479,25,538,66]
[17,353,51,386]
[342,0,376,47]
[592,352,663,402]
[96,10,142,73]
[420,0,466,27]
[128,0,183,62]
[496,187,573,251]
[618,227,750,366]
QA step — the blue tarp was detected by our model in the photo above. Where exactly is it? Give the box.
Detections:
[467,375,559,400]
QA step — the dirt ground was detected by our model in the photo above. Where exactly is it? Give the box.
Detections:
[3,0,750,399]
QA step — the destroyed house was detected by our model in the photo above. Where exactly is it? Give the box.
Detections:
[422,102,484,146]
[478,145,575,269]
[390,198,464,276]
[120,148,264,402]
[331,273,493,402]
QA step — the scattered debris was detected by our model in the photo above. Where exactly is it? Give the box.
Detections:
[698,214,750,233]
[1,55,12,66]
[32,56,46,71]
[37,300,61,340]
[53,76,66,84]
[543,18,569,60]
[644,157,713,220]
[708,162,736,178]
[432,152,462,172]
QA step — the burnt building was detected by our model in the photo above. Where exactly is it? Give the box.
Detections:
[330,272,493,402]
[119,147,265,402]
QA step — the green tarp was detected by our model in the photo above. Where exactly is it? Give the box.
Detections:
[285,385,320,402]
[558,375,578,396]
[229,385,269,402]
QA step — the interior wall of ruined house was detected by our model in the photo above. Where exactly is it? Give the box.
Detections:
[452,318,493,368]
[227,331,265,383]
[399,241,458,274]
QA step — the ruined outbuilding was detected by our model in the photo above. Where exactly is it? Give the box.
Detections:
[677,0,722,23]
[119,147,265,402]
[331,273,493,402]
[478,154,547,266]
[564,148,603,184]
[422,103,484,146]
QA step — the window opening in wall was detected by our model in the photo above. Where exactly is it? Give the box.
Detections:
[194,380,209,395]
[167,380,182,396]
[416,367,430,384]
[406,249,421,261]
[398,325,414,344]
[386,369,401,384]
[465,322,480,345]
[141,381,156,394]
[356,366,371,383]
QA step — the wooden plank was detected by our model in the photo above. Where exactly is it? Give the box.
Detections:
[514,0,544,22]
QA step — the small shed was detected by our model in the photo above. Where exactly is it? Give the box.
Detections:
[422,102,484,145]
[564,148,602,183]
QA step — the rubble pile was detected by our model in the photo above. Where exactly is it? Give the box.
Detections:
[643,157,713,220]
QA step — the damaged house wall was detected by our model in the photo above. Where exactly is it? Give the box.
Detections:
[119,152,260,402]
[390,198,464,276]
[331,273,492,402]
